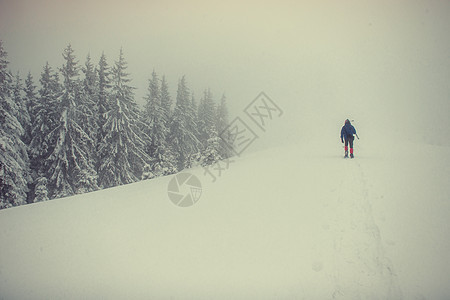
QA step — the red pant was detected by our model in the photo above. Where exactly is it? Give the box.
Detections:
[345,135,354,154]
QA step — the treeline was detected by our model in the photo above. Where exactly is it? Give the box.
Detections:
[0,41,231,209]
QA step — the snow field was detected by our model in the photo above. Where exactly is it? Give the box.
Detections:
[1,136,449,299]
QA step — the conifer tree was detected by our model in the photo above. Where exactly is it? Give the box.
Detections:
[142,70,176,176]
[160,75,172,123]
[79,54,99,172]
[158,76,177,175]
[169,76,200,170]
[29,63,60,180]
[12,73,31,142]
[216,93,232,159]
[186,90,200,148]
[197,88,216,146]
[199,126,223,167]
[0,41,30,208]
[98,49,150,188]
[34,176,49,202]
[80,54,99,139]
[96,52,111,167]
[23,72,37,145]
[47,45,98,198]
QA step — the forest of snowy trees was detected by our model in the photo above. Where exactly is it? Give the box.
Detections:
[0,41,231,209]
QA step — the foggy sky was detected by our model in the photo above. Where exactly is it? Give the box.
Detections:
[1,0,450,147]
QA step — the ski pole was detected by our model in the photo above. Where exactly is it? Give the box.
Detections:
[355,133,360,140]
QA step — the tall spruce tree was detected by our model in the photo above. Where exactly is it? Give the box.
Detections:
[12,72,31,143]
[47,45,98,198]
[186,90,200,149]
[197,88,216,146]
[216,93,232,159]
[34,176,49,202]
[143,70,162,156]
[80,54,99,170]
[160,75,177,175]
[96,52,111,171]
[23,72,37,145]
[198,126,222,167]
[160,75,172,124]
[74,54,100,193]
[80,54,99,139]
[196,89,225,166]
[169,76,200,170]
[142,70,176,176]
[29,63,60,181]
[0,41,30,208]
[98,49,150,188]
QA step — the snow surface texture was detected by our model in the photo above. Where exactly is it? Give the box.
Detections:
[1,134,450,299]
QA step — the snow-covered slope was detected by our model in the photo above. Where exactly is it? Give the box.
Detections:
[1,136,449,299]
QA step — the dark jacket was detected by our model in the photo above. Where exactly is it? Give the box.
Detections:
[341,121,356,141]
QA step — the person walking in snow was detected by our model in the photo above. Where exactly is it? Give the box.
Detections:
[341,119,357,158]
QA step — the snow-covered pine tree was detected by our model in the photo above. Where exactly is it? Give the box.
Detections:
[79,54,99,171]
[0,40,30,208]
[12,72,34,202]
[142,70,176,177]
[216,93,232,159]
[199,126,223,167]
[29,63,60,180]
[12,72,31,144]
[47,45,98,198]
[80,54,99,137]
[197,88,216,147]
[23,72,37,145]
[34,176,49,202]
[98,49,150,188]
[190,92,199,134]
[159,75,177,175]
[186,88,202,168]
[186,92,202,167]
[169,76,200,170]
[22,72,38,202]
[0,41,8,89]
[143,70,161,155]
[160,75,172,124]
[96,52,111,171]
